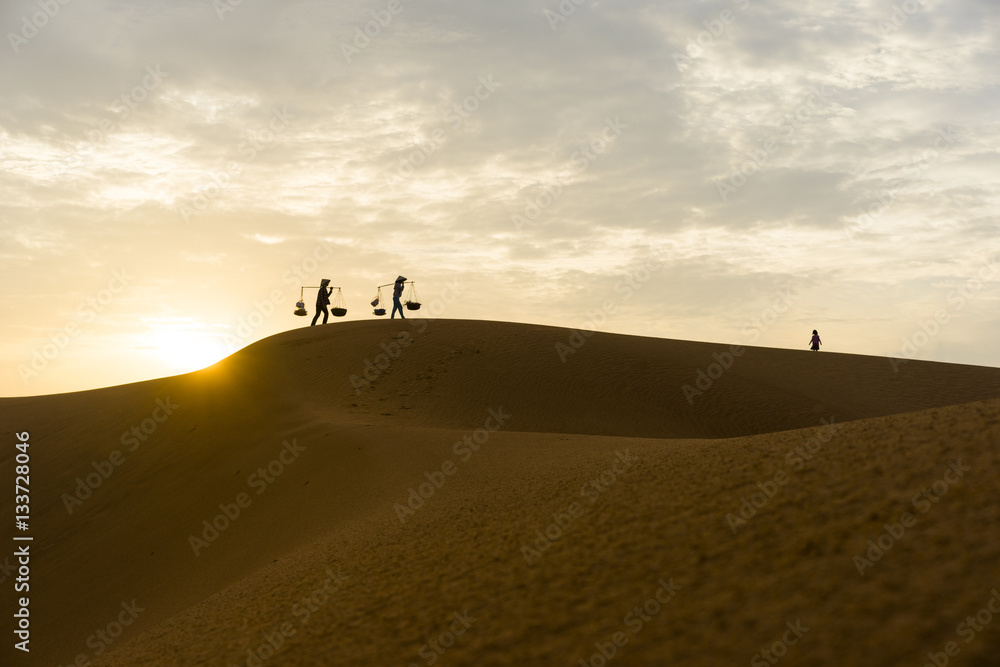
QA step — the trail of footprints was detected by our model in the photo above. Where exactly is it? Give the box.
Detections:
[359,343,484,418]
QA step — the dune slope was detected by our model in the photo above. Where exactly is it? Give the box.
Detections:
[1,319,998,666]
[98,399,1000,666]
[208,318,1000,438]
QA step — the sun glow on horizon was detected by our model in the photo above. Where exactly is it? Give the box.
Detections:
[144,320,232,373]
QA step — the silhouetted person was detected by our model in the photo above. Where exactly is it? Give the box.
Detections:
[809,329,822,351]
[391,275,406,319]
[312,281,332,326]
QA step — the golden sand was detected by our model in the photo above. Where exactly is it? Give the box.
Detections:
[3,319,999,666]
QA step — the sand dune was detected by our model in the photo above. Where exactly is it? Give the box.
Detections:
[179,318,1000,438]
[2,319,999,666]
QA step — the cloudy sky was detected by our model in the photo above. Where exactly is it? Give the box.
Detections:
[2,0,998,397]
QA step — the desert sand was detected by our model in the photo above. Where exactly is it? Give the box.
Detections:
[3,318,999,666]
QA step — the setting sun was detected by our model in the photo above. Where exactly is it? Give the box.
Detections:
[146,321,231,372]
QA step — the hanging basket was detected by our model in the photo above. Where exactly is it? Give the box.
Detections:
[404,282,420,310]
[329,288,347,317]
[372,286,387,316]
[294,299,308,316]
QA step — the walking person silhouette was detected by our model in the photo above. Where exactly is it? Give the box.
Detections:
[311,279,333,326]
[809,329,822,351]
[391,275,406,319]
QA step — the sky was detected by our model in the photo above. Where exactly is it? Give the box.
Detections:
[2,0,999,397]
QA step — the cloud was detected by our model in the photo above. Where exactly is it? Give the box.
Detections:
[2,0,999,394]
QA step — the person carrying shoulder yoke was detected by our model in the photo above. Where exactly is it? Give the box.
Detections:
[391,275,406,319]
[312,279,333,326]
